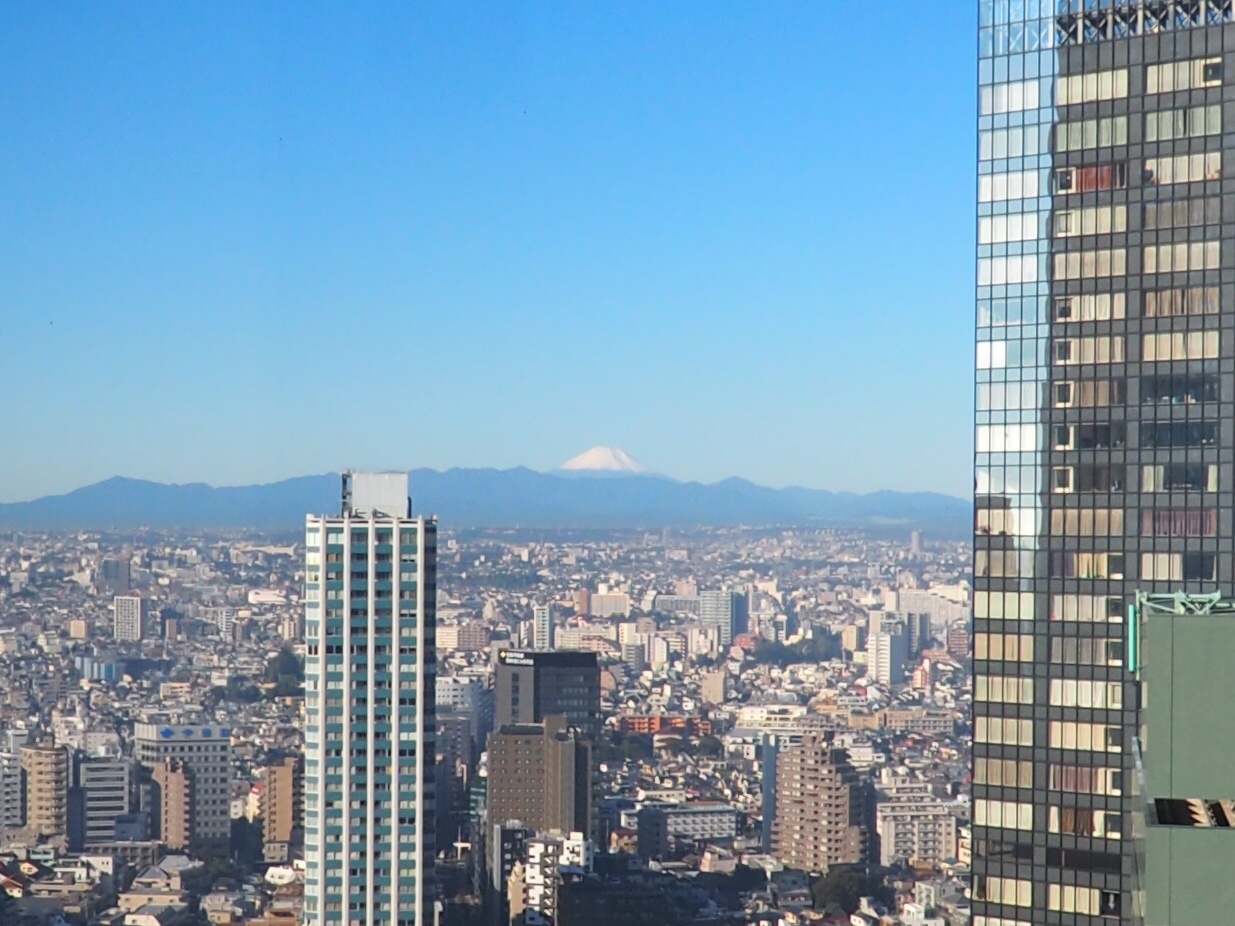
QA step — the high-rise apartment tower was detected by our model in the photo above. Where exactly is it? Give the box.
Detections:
[973,4,1235,923]
[113,596,143,642]
[303,472,437,926]
[531,605,554,651]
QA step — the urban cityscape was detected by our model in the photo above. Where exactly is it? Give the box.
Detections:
[0,469,976,926]
[6,2,1235,926]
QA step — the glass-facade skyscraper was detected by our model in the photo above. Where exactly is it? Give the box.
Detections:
[975,3,1235,923]
[304,473,437,926]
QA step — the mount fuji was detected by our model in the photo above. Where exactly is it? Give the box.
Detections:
[558,446,649,474]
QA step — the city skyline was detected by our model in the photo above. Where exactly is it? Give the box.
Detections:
[0,4,975,501]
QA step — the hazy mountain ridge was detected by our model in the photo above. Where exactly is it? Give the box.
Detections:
[0,470,971,530]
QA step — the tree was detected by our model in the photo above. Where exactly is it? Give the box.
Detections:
[751,633,842,668]
[810,865,894,916]
[265,646,304,698]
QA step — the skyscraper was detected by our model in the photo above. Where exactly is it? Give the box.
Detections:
[113,596,143,642]
[699,589,745,647]
[493,650,601,740]
[973,5,1235,923]
[304,472,437,926]
[531,605,554,651]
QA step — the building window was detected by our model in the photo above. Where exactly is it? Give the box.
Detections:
[1056,115,1128,150]
[1057,68,1129,104]
[1144,152,1221,185]
[1147,58,1223,94]
[1146,104,1221,141]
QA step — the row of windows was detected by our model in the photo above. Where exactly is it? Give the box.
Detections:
[980,60,1220,121]
[981,253,1221,291]
[976,717,1125,754]
[1147,58,1224,95]
[979,287,1218,328]
[974,875,1032,909]
[974,799,1033,831]
[981,242,1221,286]
[1052,463,1218,494]
[974,716,1033,747]
[974,757,1033,788]
[973,591,1123,624]
[1047,770,1126,800]
[974,675,1034,704]
[974,632,1034,662]
[979,420,1228,454]
[980,153,1222,202]
[1049,679,1124,709]
[1054,104,1221,151]
[1052,636,1123,667]
[975,676,1124,711]
[983,548,1219,581]
[1048,884,1121,916]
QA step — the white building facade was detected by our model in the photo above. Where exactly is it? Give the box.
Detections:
[303,473,437,926]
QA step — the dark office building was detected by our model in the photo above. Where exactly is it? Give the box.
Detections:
[97,557,131,594]
[493,650,601,740]
[485,716,592,836]
[974,4,1235,924]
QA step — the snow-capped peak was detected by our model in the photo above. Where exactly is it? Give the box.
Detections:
[559,446,648,473]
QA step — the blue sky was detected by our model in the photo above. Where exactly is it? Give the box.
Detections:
[0,3,976,502]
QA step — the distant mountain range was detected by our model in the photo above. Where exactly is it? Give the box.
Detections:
[0,470,971,532]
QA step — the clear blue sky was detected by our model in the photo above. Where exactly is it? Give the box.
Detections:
[0,3,976,503]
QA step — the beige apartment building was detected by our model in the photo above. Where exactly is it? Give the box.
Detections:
[151,758,193,850]
[21,743,69,839]
[770,732,872,874]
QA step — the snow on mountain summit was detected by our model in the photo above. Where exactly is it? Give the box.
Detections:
[559,446,648,473]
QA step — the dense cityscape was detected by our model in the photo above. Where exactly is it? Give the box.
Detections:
[0,471,974,926]
[16,1,1235,925]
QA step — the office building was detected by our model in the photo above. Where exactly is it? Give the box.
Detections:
[494,650,601,740]
[97,556,131,593]
[971,5,1235,923]
[486,717,591,836]
[532,605,554,651]
[770,733,871,874]
[151,758,193,850]
[588,593,629,618]
[904,611,931,658]
[636,802,739,860]
[699,589,746,647]
[68,754,130,849]
[260,756,303,863]
[868,621,909,687]
[303,472,437,926]
[21,744,69,840]
[134,722,232,845]
[113,596,143,642]
[435,675,492,762]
